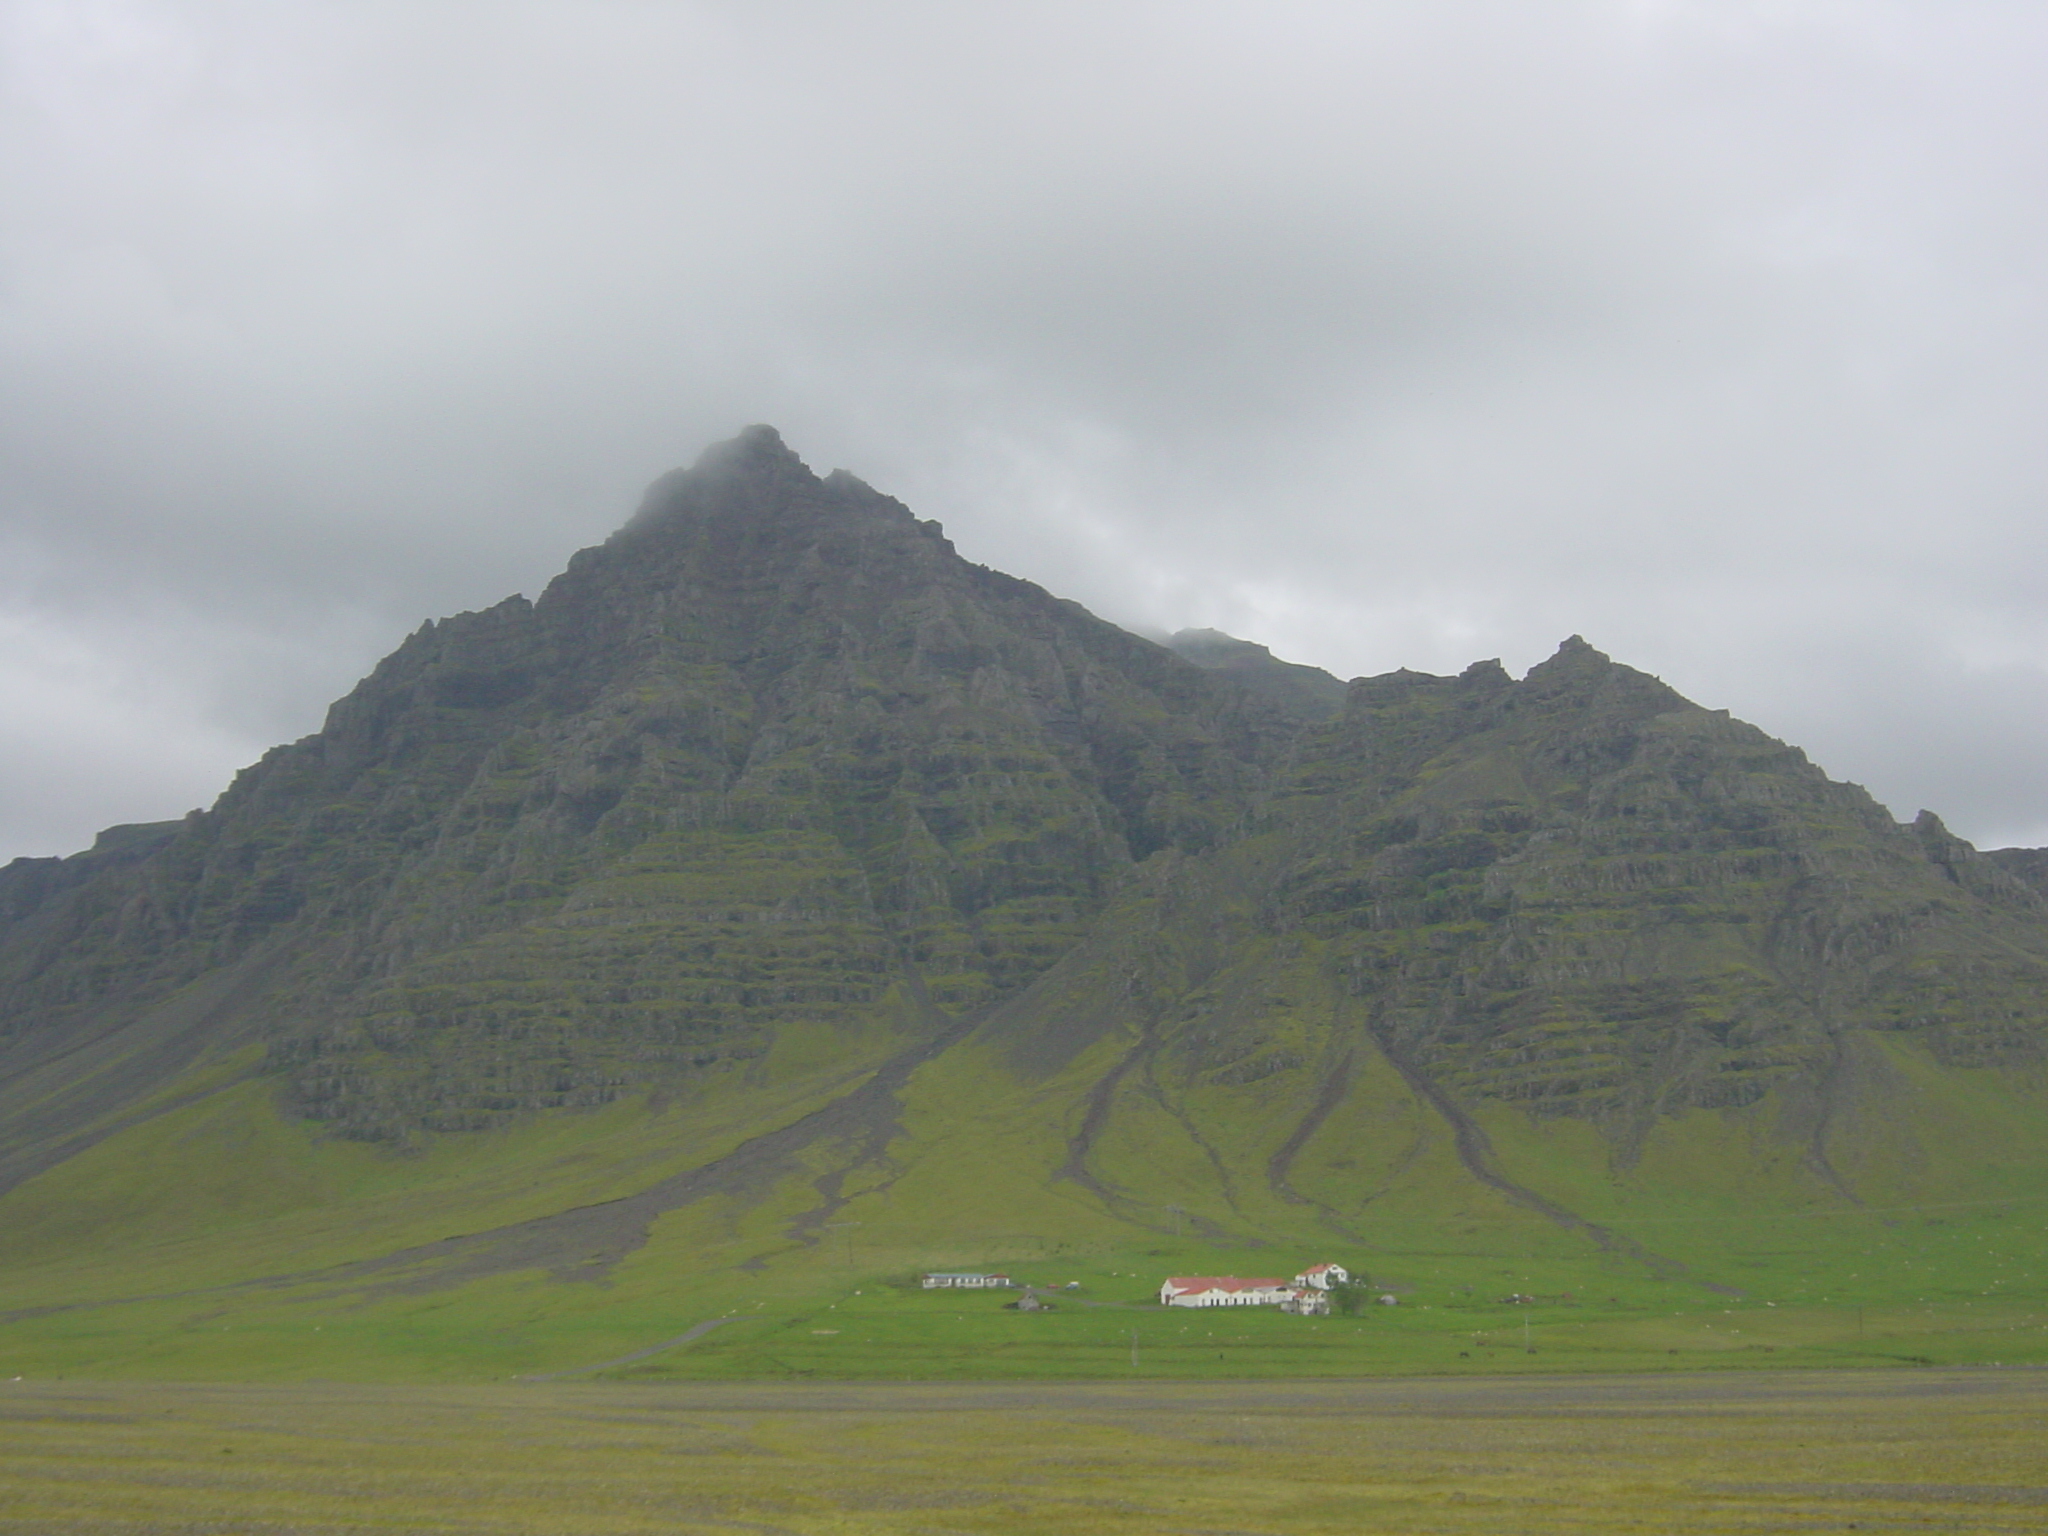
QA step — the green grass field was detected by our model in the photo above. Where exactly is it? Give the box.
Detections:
[4,1371,2045,1534]
[6,1202,2046,1386]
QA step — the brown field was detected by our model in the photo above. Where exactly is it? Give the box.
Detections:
[3,1369,2046,1534]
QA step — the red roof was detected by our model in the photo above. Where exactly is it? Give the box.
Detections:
[1162,1276,1287,1294]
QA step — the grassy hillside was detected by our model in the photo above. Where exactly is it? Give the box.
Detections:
[2,997,2044,1382]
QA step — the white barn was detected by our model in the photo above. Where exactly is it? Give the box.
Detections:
[1159,1276,1291,1307]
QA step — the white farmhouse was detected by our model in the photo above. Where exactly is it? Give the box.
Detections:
[1291,1262,1349,1290]
[921,1271,1012,1289]
[1158,1276,1292,1307]
[1279,1287,1330,1316]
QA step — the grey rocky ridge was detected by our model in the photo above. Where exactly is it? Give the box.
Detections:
[3,426,2047,1289]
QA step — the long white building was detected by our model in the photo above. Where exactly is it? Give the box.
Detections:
[1159,1276,1292,1307]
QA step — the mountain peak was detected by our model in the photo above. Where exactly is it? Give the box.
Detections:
[620,425,823,540]
[1516,634,1690,719]
[1542,633,1608,667]
[692,423,807,476]
[1166,628,1275,665]
[1522,633,1613,687]
[1163,628,1347,720]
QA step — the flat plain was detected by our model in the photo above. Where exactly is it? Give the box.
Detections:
[3,1369,2045,1535]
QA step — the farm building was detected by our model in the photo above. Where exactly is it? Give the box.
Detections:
[1279,1287,1330,1316]
[920,1271,1012,1289]
[1158,1276,1292,1307]
[1291,1263,1349,1290]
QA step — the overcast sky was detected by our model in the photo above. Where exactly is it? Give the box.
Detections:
[3,0,2045,861]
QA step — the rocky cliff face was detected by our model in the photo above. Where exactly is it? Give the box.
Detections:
[0,429,1290,1149]
[1240,644,2042,1122]
[4,427,2045,1183]
[944,633,2048,1229]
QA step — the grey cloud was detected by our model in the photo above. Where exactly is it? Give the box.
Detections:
[2,0,2044,858]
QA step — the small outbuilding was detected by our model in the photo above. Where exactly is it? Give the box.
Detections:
[1291,1262,1350,1290]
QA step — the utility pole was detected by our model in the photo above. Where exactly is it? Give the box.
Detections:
[824,1221,860,1269]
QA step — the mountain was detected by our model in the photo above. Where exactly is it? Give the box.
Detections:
[4,426,2047,1381]
[1162,627,1349,721]
[2,428,1289,1156]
